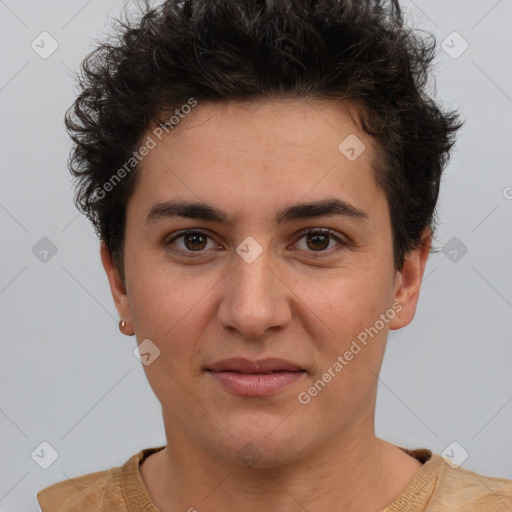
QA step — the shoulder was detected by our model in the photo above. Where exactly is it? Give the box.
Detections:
[35,448,146,512]
[432,454,512,510]
[36,446,165,511]
[36,466,121,512]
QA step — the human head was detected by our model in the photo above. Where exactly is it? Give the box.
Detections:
[65,0,462,285]
[65,0,464,475]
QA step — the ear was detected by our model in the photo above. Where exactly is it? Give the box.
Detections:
[389,228,432,330]
[100,241,132,325]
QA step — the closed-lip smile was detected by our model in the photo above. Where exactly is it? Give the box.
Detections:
[204,357,307,396]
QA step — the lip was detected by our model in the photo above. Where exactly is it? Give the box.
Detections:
[205,357,305,373]
[204,357,307,397]
[206,370,306,396]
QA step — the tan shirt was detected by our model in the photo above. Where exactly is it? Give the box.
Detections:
[37,445,512,511]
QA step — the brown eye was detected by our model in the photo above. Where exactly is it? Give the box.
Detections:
[182,232,207,251]
[294,228,345,255]
[167,230,216,253]
[305,232,330,251]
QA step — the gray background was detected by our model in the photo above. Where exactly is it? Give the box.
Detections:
[1,0,511,510]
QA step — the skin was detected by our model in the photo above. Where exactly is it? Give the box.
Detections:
[101,98,431,512]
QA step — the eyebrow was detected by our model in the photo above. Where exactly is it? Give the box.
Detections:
[144,198,369,227]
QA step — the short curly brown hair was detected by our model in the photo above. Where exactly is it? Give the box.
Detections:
[65,0,463,282]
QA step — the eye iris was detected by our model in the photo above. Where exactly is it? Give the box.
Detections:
[185,232,207,251]
[306,233,329,251]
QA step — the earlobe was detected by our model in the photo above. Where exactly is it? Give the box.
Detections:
[100,241,133,329]
[389,229,432,331]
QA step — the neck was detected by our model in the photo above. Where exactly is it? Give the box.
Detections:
[141,414,422,512]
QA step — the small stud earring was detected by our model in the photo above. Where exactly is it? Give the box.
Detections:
[119,319,135,336]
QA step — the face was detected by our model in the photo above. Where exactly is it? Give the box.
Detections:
[102,99,430,467]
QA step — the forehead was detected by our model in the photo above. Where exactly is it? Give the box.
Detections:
[150,98,370,158]
[130,98,386,227]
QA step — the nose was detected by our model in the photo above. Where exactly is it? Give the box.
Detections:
[216,246,292,339]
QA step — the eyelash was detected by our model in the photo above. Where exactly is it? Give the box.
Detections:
[165,228,348,258]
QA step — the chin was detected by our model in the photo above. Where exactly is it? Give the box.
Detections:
[206,417,311,468]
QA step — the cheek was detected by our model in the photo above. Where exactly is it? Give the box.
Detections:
[291,263,392,394]
[127,263,219,360]
[292,261,393,339]
[128,269,215,404]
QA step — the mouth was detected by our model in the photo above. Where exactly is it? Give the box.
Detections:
[205,370,306,396]
[204,356,306,374]
[204,358,307,396]
[212,370,304,375]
